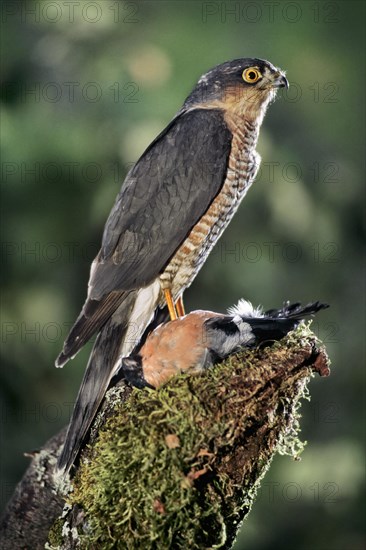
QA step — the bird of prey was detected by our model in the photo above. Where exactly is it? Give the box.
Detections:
[56,58,288,472]
[121,301,328,389]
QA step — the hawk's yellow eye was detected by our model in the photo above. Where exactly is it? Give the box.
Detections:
[242,67,261,84]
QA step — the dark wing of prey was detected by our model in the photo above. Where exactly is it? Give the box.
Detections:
[203,302,329,359]
[56,108,232,367]
[240,301,329,342]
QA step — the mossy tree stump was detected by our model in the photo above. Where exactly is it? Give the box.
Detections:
[0,325,330,550]
[54,325,330,549]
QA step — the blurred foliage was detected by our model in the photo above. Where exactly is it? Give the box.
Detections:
[0,0,365,548]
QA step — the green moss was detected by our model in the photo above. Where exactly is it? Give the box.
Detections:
[72,381,230,548]
[47,517,64,547]
[68,326,328,549]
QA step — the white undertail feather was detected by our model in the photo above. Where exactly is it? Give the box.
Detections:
[88,257,99,293]
[116,280,160,361]
[227,298,264,318]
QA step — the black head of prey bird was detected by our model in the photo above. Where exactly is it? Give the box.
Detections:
[55,58,289,473]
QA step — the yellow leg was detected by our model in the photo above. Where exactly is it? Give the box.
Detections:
[164,289,177,320]
[176,296,185,317]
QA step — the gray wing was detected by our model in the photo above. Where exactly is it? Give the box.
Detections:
[91,107,232,297]
[56,108,232,366]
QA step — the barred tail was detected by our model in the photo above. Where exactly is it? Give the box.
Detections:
[57,282,160,473]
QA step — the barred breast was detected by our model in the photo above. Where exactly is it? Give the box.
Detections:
[159,116,260,301]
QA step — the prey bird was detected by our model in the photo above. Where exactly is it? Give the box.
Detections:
[121,301,328,389]
[56,58,288,472]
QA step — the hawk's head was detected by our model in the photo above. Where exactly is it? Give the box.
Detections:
[184,58,288,123]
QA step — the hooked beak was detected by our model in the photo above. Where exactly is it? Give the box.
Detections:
[272,72,289,89]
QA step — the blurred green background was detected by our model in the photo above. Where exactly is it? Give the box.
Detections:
[1,0,365,548]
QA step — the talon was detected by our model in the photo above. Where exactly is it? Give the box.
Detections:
[176,296,185,317]
[164,289,177,320]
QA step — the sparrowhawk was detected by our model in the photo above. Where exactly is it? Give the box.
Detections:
[56,58,289,472]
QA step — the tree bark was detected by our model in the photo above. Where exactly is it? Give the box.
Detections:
[0,329,330,550]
